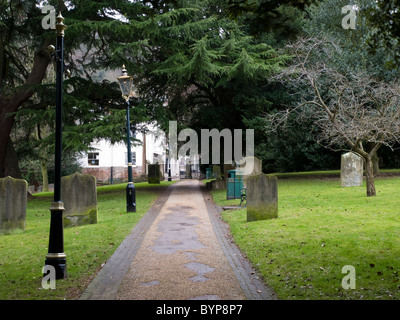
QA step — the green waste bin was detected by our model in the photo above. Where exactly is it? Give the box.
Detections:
[206,168,212,179]
[226,170,243,200]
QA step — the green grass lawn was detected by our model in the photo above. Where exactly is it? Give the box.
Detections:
[211,176,400,300]
[0,181,175,300]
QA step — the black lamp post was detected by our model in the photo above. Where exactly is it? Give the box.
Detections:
[167,145,172,181]
[44,12,67,280]
[117,65,136,213]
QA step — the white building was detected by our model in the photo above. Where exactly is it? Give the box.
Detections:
[77,122,200,183]
[76,69,200,182]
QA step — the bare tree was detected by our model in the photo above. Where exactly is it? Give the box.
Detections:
[266,37,400,196]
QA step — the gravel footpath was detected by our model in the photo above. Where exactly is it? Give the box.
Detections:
[80,180,276,300]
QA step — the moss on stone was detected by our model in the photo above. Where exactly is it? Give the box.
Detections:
[60,172,98,228]
[63,206,98,228]
[246,173,278,222]
[148,177,161,184]
[0,219,25,235]
[246,204,278,222]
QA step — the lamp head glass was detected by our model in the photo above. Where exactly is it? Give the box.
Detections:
[117,65,133,101]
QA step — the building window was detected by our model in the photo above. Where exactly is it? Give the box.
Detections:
[88,152,99,166]
[125,151,136,166]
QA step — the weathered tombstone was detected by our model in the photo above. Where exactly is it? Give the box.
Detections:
[340,152,363,187]
[0,176,27,234]
[240,156,262,180]
[61,172,98,228]
[212,165,221,179]
[212,178,225,190]
[186,164,192,179]
[148,164,161,184]
[246,174,278,222]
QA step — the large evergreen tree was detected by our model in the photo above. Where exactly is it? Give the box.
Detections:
[2,0,293,178]
[130,0,290,168]
[2,0,327,177]
[0,1,53,177]
[0,0,150,178]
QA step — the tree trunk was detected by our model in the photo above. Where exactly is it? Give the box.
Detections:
[372,152,380,175]
[365,156,376,197]
[41,159,49,192]
[0,47,51,178]
[4,136,22,179]
[0,103,16,177]
[367,142,380,175]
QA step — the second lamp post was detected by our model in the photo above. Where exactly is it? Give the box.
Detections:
[117,65,136,213]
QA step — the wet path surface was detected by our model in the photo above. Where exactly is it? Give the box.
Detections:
[116,180,245,300]
[80,180,276,300]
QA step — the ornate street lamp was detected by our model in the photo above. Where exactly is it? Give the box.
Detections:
[44,12,67,280]
[117,65,136,213]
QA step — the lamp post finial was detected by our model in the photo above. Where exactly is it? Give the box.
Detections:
[56,12,67,37]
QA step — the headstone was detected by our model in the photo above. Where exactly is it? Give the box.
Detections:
[340,152,363,187]
[0,176,27,234]
[246,174,278,222]
[186,164,192,179]
[61,172,98,228]
[212,178,225,190]
[148,164,161,184]
[212,165,221,179]
[239,156,262,180]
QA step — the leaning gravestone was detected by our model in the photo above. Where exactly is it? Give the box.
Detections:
[240,156,262,180]
[148,164,161,184]
[246,173,278,222]
[340,152,363,187]
[0,176,27,234]
[61,172,98,227]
